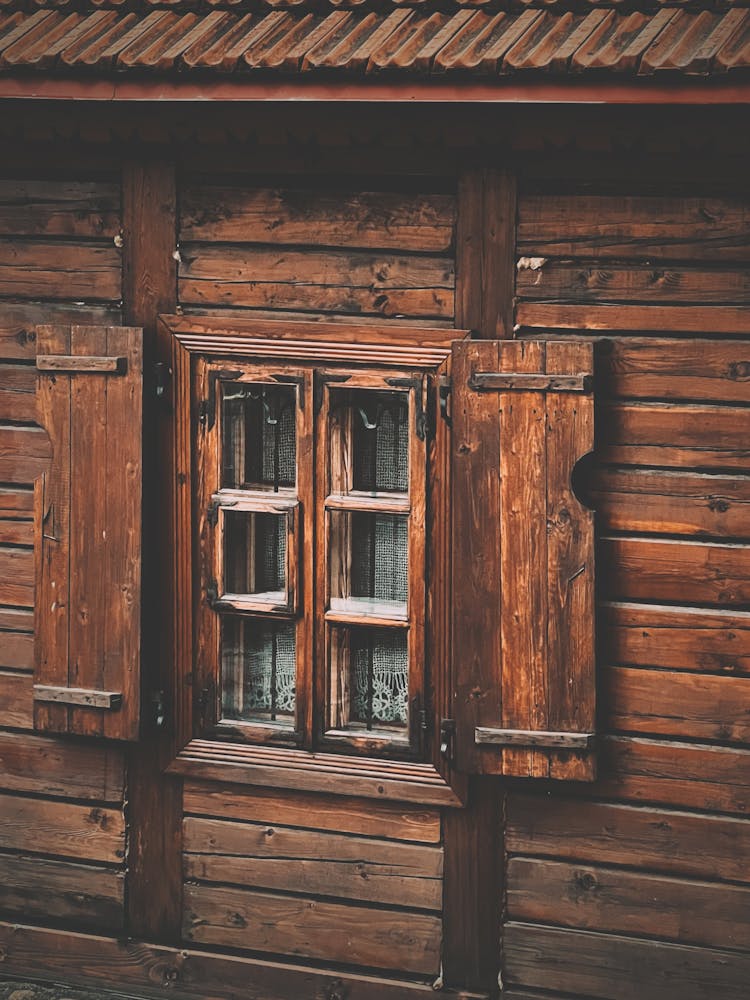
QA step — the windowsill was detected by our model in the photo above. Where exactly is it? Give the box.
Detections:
[167,738,463,807]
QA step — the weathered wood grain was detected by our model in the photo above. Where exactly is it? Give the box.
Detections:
[0,605,32,632]
[0,515,32,545]
[0,485,33,517]
[590,468,750,538]
[0,792,124,862]
[0,362,35,420]
[600,536,750,606]
[0,241,121,301]
[0,544,33,608]
[0,629,33,670]
[507,793,750,883]
[504,922,750,1000]
[0,853,124,930]
[516,302,750,335]
[183,781,441,843]
[603,666,750,743]
[602,602,750,674]
[0,921,478,1000]
[0,424,51,482]
[0,731,124,801]
[0,301,120,361]
[180,185,456,252]
[518,194,750,261]
[0,179,120,238]
[183,883,441,975]
[183,816,443,910]
[508,857,750,951]
[0,668,32,728]
[179,245,454,319]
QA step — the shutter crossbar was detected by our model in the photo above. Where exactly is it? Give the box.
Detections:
[36,355,127,375]
[475,727,595,749]
[34,684,123,710]
[469,372,592,393]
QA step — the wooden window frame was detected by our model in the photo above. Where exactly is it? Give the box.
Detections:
[161,314,466,807]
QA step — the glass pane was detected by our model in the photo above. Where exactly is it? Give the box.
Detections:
[330,626,408,731]
[222,617,296,725]
[330,389,408,495]
[222,383,296,490]
[224,510,286,602]
[329,511,408,617]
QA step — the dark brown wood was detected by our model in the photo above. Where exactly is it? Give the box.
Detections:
[470,372,591,392]
[33,324,143,740]
[0,362,35,420]
[507,793,750,884]
[504,922,750,1000]
[0,921,482,1000]
[0,731,124,801]
[0,791,125,862]
[0,669,32,729]
[0,544,33,608]
[36,354,126,374]
[517,302,750,335]
[0,424,51,482]
[0,240,121,301]
[0,178,120,238]
[0,302,121,362]
[475,728,595,749]
[183,882,441,975]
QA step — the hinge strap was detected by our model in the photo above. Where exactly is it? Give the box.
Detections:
[474,727,595,749]
[34,684,122,710]
[469,372,593,393]
[37,355,127,375]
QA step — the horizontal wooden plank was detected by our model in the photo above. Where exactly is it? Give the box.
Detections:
[505,922,750,1000]
[0,515,32,545]
[0,731,125,801]
[0,605,32,631]
[0,301,121,361]
[33,685,122,709]
[507,793,750,883]
[590,468,750,538]
[518,194,750,262]
[0,853,123,931]
[180,185,456,252]
[0,241,121,302]
[183,816,442,911]
[0,485,33,516]
[517,302,750,335]
[0,922,479,1000]
[0,545,33,608]
[0,792,124,862]
[599,401,750,472]
[183,304,453,330]
[183,782,441,843]
[0,669,32,729]
[0,629,33,670]
[36,354,126,374]
[517,262,750,305]
[0,423,51,482]
[603,666,750,744]
[602,602,750,675]
[596,736,750,815]
[474,728,594,749]
[0,362,35,420]
[0,179,120,238]
[600,536,750,606]
[508,857,750,951]
[183,883,441,976]
[178,246,454,319]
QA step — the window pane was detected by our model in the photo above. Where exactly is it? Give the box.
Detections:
[222,617,296,724]
[329,511,408,617]
[330,626,408,731]
[224,510,286,602]
[331,389,408,495]
[222,383,296,490]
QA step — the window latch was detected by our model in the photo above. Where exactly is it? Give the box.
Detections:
[440,719,456,763]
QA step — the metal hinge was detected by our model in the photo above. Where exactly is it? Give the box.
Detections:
[440,719,456,763]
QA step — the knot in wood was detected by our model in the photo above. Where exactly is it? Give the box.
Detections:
[325,978,349,1000]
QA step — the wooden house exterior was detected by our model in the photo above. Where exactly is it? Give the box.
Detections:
[0,4,749,997]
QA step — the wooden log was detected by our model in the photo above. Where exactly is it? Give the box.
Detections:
[180,185,456,252]
[0,301,121,362]
[0,629,34,670]
[0,515,32,545]
[0,669,32,729]
[0,179,120,238]
[178,245,455,319]
[0,605,32,631]
[0,241,121,302]
[0,544,33,608]
[0,362,35,420]
[0,792,124,862]
[601,602,750,675]
[517,194,750,262]
[0,921,479,1000]
[507,857,750,951]
[0,484,33,516]
[507,793,750,883]
[183,816,443,910]
[516,302,750,335]
[600,536,750,606]
[517,262,750,305]
[0,423,51,482]
[183,781,441,843]
[0,731,125,801]
[0,853,124,930]
[504,922,750,1000]
[183,883,441,976]
[603,666,750,744]
[589,468,750,538]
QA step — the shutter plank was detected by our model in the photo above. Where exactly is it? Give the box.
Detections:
[34,324,142,740]
[452,339,595,779]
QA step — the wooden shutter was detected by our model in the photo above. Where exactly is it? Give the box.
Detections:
[34,325,143,740]
[451,339,596,781]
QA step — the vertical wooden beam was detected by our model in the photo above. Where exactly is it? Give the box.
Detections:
[442,165,517,992]
[456,168,517,340]
[122,159,182,942]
